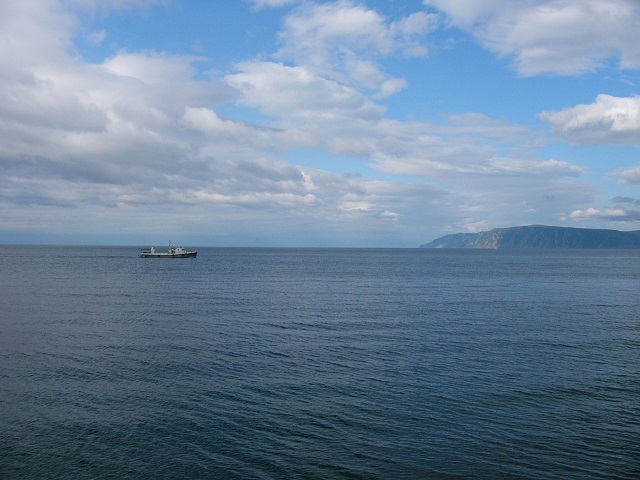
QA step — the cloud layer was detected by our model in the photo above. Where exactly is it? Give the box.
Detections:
[540,95,640,145]
[424,0,640,76]
[1,0,639,245]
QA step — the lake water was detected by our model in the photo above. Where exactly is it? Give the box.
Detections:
[1,246,639,478]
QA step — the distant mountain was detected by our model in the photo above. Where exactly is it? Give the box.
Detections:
[420,225,640,249]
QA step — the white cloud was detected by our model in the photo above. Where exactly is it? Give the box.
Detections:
[367,114,573,180]
[275,1,437,94]
[180,107,250,138]
[539,95,640,145]
[376,78,408,98]
[569,207,606,218]
[101,51,203,85]
[424,0,640,76]
[610,165,640,185]
[226,61,384,123]
[340,200,375,212]
[0,69,109,132]
[0,1,74,69]
[568,206,640,222]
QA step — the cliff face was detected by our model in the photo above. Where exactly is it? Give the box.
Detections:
[420,226,640,249]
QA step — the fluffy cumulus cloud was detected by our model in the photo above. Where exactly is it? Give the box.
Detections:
[424,0,640,76]
[568,206,640,222]
[275,0,438,96]
[539,95,640,145]
[226,61,384,123]
[610,165,640,185]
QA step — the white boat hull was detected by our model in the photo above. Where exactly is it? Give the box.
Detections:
[140,247,197,258]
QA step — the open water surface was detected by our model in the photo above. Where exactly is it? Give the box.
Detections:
[1,246,639,478]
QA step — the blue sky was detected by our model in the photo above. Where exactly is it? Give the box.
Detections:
[2,0,640,247]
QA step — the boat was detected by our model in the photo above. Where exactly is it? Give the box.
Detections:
[140,246,197,258]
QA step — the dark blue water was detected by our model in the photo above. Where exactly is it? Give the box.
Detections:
[1,246,639,479]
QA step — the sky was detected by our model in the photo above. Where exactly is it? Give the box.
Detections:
[1,0,640,247]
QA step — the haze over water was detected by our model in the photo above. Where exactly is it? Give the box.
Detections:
[2,246,639,478]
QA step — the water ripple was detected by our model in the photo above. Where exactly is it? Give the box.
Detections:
[1,247,639,478]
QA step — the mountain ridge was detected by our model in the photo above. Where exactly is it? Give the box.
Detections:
[420,225,640,249]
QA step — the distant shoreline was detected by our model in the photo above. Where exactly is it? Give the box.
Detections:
[421,225,640,249]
